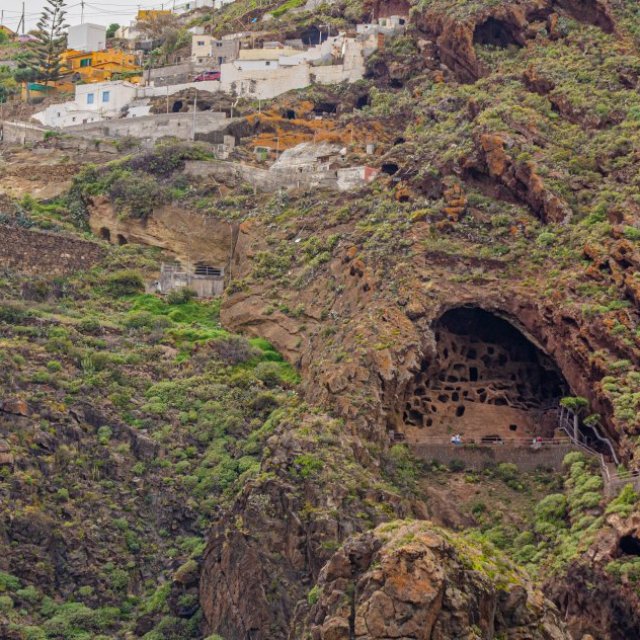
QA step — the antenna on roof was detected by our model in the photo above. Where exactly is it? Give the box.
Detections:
[80,0,85,24]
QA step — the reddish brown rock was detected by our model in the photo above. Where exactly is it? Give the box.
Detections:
[294,521,569,640]
[1,398,30,417]
[546,512,640,639]
[477,132,572,223]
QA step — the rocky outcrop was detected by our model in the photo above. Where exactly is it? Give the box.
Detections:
[88,196,236,269]
[412,0,615,82]
[294,521,570,640]
[546,512,640,639]
[199,415,421,639]
[471,132,572,223]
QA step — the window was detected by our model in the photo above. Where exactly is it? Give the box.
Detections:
[86,93,94,104]
[265,61,271,66]
[197,40,205,46]
[216,41,222,47]
[80,58,91,67]
[102,91,110,103]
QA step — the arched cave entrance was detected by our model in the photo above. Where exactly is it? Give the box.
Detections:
[473,18,522,48]
[99,227,111,242]
[619,535,640,556]
[301,26,329,46]
[117,234,128,246]
[381,162,399,175]
[355,94,370,109]
[172,100,183,113]
[400,307,567,443]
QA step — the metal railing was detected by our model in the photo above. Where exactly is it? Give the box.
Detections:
[406,436,572,448]
[557,406,640,495]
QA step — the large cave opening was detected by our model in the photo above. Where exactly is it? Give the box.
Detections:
[400,307,568,443]
[473,18,522,49]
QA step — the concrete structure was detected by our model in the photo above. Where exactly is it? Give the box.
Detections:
[63,111,231,144]
[67,23,107,52]
[191,34,240,66]
[357,15,407,37]
[157,262,225,298]
[411,441,576,473]
[143,62,195,87]
[184,142,379,192]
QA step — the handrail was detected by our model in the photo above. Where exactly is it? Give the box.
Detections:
[555,406,640,494]
[410,437,572,447]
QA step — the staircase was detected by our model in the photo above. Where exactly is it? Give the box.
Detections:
[557,405,640,497]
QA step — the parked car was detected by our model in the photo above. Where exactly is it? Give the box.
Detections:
[194,71,221,82]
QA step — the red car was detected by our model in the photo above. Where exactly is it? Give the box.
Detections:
[194,71,221,82]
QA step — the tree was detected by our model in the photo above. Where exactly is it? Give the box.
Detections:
[107,23,120,39]
[29,0,68,84]
[135,12,180,49]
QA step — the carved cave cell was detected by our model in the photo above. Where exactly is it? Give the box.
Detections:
[401,307,568,443]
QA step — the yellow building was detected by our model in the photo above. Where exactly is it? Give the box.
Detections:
[60,49,141,83]
[22,48,142,100]
[137,9,173,20]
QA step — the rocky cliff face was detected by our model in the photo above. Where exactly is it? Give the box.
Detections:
[294,521,570,640]
[88,196,236,269]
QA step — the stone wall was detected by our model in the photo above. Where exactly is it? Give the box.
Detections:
[184,160,376,192]
[0,121,119,153]
[412,442,576,472]
[64,111,229,142]
[0,225,105,276]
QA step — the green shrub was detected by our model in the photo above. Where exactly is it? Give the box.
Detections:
[16,585,41,604]
[535,494,568,523]
[0,571,21,592]
[307,585,321,605]
[109,172,169,220]
[105,271,145,297]
[166,288,198,305]
[77,317,102,335]
[0,594,13,612]
[496,463,519,482]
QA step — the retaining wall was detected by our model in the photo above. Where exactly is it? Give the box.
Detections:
[412,443,577,472]
[0,225,105,276]
[0,121,121,153]
[64,111,229,141]
[184,160,373,192]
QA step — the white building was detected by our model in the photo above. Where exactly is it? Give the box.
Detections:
[219,31,374,100]
[174,0,214,12]
[67,23,106,52]
[33,79,222,128]
[191,34,240,65]
[33,81,138,127]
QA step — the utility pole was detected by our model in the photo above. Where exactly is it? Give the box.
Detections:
[191,88,197,140]
[17,3,26,35]
[166,85,169,114]
[81,0,85,24]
